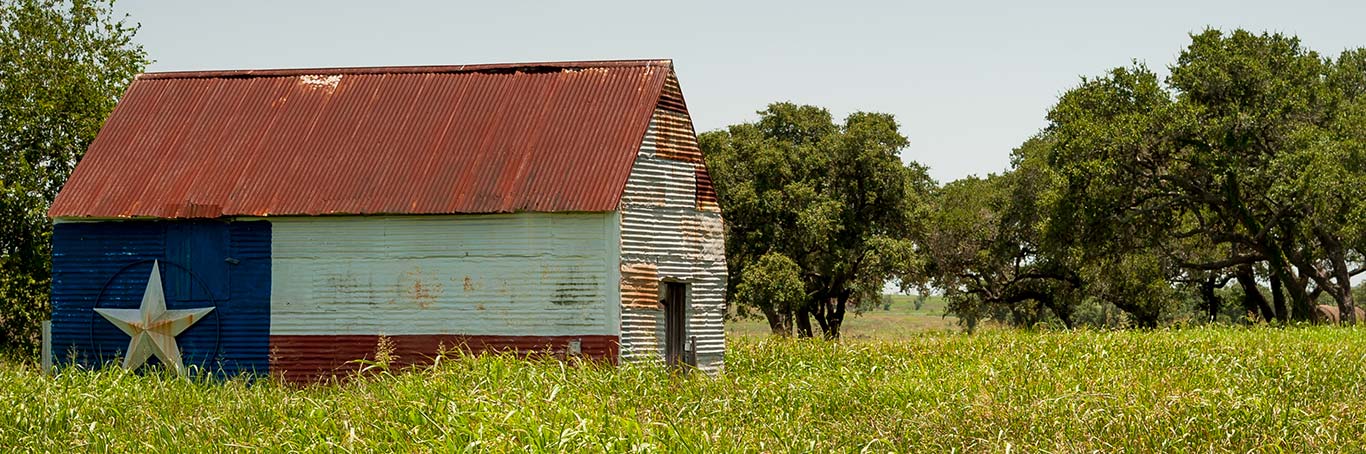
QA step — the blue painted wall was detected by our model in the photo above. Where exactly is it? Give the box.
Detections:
[50,220,270,376]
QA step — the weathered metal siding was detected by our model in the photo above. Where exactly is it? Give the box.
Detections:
[618,84,727,372]
[49,220,271,376]
[270,334,619,382]
[49,60,673,219]
[268,213,621,379]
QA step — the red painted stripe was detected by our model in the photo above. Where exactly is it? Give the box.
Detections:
[269,334,619,382]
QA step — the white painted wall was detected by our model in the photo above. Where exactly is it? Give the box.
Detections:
[618,107,728,372]
[270,213,621,336]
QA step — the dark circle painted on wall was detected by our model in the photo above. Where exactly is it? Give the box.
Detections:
[88,259,223,366]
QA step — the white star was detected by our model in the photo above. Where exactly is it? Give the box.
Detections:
[94,260,214,374]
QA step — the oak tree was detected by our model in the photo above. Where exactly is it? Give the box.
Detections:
[700,103,932,339]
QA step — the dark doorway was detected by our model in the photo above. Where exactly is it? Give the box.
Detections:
[662,281,689,367]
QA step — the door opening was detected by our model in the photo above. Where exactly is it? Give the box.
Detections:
[662,281,690,367]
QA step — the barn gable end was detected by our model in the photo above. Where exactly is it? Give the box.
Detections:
[618,69,727,372]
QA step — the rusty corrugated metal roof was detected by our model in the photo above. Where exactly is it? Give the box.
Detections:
[50,59,676,218]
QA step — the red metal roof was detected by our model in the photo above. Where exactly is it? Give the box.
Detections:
[50,59,677,218]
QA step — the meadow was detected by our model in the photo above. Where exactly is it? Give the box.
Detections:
[3,317,1365,452]
[726,294,958,339]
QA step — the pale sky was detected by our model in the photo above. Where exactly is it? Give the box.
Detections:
[117,0,1365,183]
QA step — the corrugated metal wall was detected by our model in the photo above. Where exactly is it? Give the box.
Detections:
[618,94,727,372]
[268,213,621,378]
[49,220,271,376]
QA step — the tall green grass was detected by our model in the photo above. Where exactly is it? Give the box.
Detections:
[2,327,1364,452]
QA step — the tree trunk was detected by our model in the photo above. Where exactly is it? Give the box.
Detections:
[826,295,847,340]
[1235,264,1275,322]
[761,304,792,336]
[1226,173,1306,322]
[1037,293,1074,329]
[1199,276,1222,323]
[1270,274,1287,323]
[1131,310,1160,329]
[810,297,831,337]
[1320,232,1357,325]
[1268,242,1316,322]
[1008,305,1029,328]
[1332,268,1356,326]
[795,304,814,338]
[1278,240,1344,322]
[1054,306,1075,329]
[1269,259,1314,322]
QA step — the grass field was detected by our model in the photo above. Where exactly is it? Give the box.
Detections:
[3,326,1366,452]
[727,294,958,339]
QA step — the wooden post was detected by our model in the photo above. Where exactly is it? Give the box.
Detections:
[685,335,697,367]
[41,320,52,375]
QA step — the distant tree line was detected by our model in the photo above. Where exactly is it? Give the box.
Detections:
[705,29,1366,336]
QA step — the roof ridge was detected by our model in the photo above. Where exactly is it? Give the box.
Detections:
[138,59,674,80]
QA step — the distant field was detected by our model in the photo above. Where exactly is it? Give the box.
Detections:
[726,294,958,339]
[5,327,1365,451]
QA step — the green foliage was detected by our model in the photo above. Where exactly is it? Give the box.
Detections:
[733,252,804,335]
[934,29,1366,328]
[1081,251,1181,327]
[924,136,1086,330]
[700,103,933,338]
[0,0,146,355]
[3,329,1366,451]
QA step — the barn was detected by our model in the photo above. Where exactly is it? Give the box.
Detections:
[45,60,727,381]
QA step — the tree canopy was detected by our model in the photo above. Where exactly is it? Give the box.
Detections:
[923,29,1366,328]
[700,103,933,338]
[707,31,1366,332]
[0,0,146,354]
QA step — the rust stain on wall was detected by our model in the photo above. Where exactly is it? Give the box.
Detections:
[398,266,443,309]
[657,72,689,113]
[620,262,660,309]
[695,164,721,212]
[681,216,705,253]
[652,110,703,163]
[652,72,703,163]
